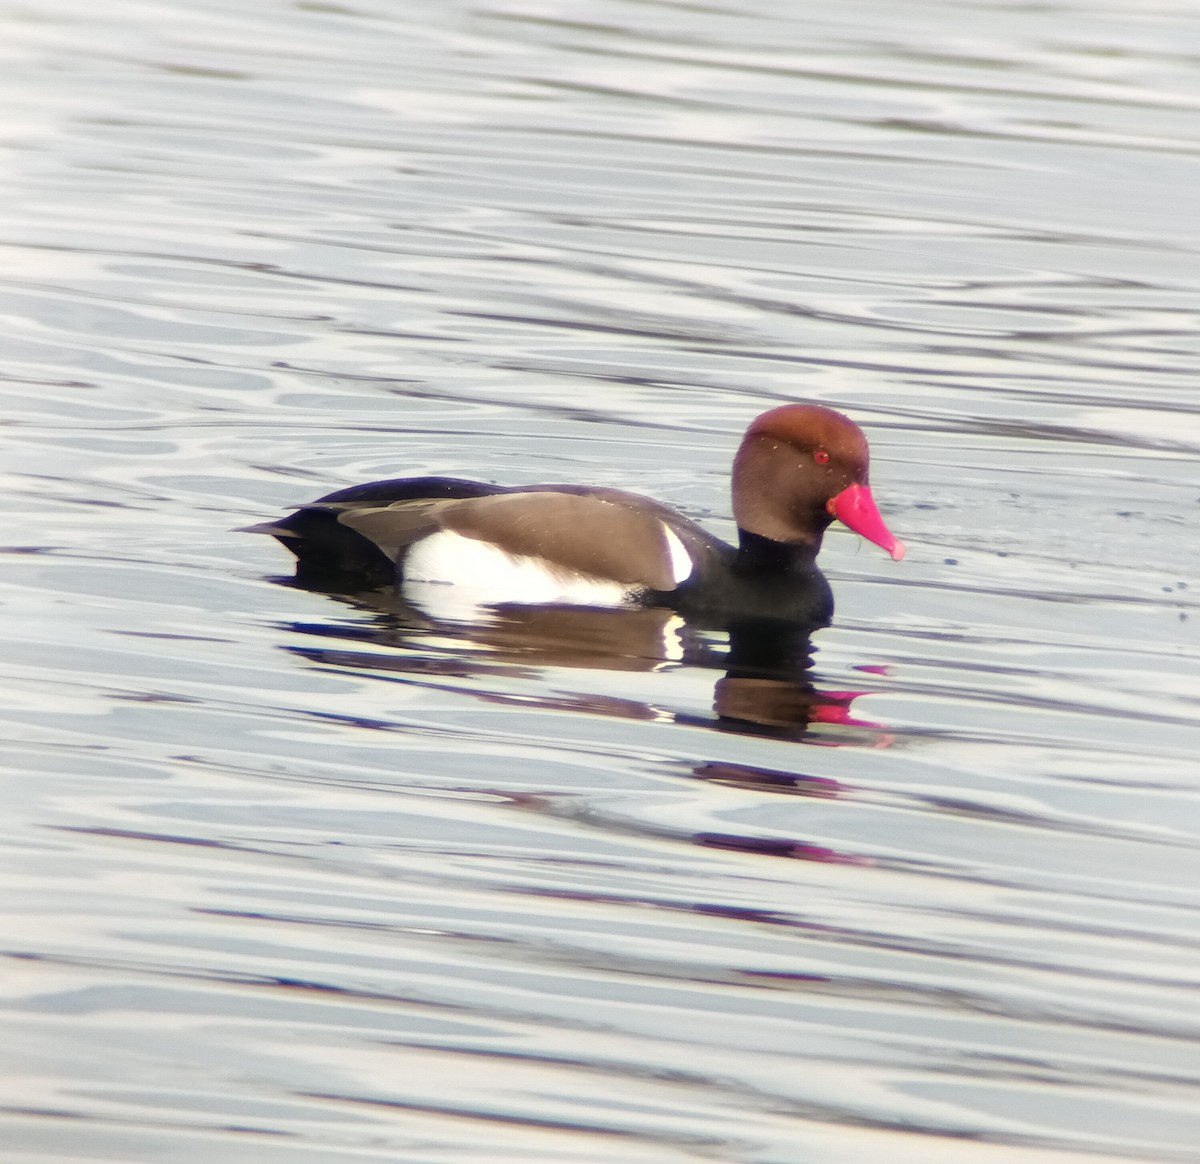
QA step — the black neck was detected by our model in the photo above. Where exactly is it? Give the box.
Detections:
[733,528,822,576]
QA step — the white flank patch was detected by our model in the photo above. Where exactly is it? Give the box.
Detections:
[403,530,632,616]
[662,524,693,586]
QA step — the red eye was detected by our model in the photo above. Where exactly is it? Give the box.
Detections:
[814,449,830,465]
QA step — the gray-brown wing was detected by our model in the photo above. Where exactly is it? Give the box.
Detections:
[322,499,449,565]
[331,491,683,591]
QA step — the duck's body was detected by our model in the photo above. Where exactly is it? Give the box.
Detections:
[245,404,904,626]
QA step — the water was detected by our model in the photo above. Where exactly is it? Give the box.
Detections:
[2,1,1199,1160]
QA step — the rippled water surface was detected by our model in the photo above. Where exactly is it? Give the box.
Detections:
[3,1,1200,1161]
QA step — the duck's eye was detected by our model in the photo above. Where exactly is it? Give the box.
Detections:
[814,449,830,465]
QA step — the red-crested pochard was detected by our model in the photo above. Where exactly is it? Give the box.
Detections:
[245,404,904,625]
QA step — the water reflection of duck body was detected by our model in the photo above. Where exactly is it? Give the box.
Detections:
[287,588,879,737]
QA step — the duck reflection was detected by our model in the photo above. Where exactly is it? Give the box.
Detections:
[272,581,899,866]
[278,578,887,740]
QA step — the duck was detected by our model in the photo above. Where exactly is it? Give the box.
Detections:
[243,404,904,626]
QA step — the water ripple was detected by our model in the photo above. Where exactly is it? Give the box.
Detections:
[2,0,1199,1160]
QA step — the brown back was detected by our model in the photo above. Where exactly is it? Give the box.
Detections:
[334,490,682,591]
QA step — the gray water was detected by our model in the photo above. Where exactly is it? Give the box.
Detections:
[2,1,1199,1161]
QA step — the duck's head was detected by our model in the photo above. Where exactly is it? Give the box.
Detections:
[731,404,905,560]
